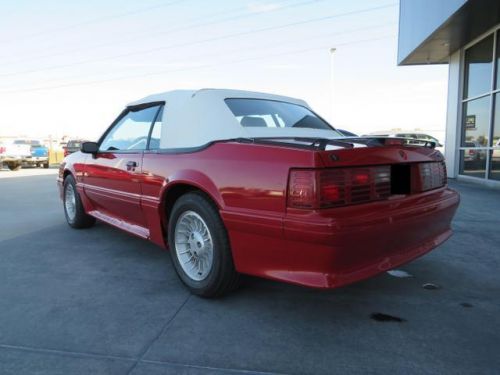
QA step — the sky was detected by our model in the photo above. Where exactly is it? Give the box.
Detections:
[0,0,449,141]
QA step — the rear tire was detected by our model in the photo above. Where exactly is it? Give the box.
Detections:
[7,163,21,171]
[168,192,240,298]
[63,175,96,229]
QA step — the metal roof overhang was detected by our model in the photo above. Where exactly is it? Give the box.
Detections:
[399,0,500,65]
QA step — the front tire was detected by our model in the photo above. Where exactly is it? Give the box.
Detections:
[168,192,239,298]
[63,175,95,229]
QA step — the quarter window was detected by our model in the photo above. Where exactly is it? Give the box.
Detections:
[100,105,161,151]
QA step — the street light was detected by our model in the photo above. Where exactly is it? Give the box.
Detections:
[329,48,336,124]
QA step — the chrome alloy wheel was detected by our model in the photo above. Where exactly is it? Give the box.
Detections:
[64,183,77,221]
[174,211,214,281]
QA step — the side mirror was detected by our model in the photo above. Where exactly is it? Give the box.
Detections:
[81,141,99,154]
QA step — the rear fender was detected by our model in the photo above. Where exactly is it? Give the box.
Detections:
[145,169,224,248]
[161,169,224,211]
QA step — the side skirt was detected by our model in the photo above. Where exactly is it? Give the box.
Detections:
[87,210,150,239]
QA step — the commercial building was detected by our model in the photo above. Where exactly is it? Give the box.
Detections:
[398,0,500,186]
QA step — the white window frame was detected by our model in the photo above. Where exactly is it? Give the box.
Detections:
[458,24,500,183]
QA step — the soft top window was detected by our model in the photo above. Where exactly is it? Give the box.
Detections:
[225,98,340,134]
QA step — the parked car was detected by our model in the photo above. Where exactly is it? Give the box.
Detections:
[366,131,444,150]
[58,89,460,297]
[463,141,487,163]
[0,140,31,171]
[14,139,49,168]
[63,139,86,157]
[492,139,500,162]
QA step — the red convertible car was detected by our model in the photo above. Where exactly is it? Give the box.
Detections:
[58,89,459,297]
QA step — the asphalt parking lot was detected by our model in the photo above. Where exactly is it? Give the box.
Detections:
[0,170,499,374]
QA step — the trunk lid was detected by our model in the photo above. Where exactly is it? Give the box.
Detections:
[237,136,444,166]
[273,137,448,209]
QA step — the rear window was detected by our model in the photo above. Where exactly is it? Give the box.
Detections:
[67,141,82,148]
[225,98,340,133]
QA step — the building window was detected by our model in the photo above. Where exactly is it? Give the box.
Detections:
[496,35,500,90]
[464,35,493,99]
[461,96,490,147]
[490,94,500,180]
[459,29,500,181]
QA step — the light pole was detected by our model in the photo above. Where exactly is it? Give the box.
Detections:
[329,47,336,125]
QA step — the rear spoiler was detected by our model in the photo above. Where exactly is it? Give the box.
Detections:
[344,137,437,149]
[233,136,436,150]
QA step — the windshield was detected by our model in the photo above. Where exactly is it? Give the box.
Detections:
[225,98,341,135]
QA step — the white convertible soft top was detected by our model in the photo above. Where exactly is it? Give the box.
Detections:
[127,88,339,149]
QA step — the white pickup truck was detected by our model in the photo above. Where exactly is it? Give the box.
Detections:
[0,141,31,171]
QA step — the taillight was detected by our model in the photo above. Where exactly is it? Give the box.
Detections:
[0,146,5,154]
[415,162,447,192]
[288,170,317,208]
[288,166,391,209]
[319,169,345,207]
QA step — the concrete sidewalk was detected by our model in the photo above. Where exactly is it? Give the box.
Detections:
[0,167,58,179]
[0,174,499,374]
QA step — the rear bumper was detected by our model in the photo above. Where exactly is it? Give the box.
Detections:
[223,187,460,288]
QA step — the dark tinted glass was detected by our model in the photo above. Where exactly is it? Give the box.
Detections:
[496,32,500,90]
[225,98,339,133]
[462,96,490,147]
[464,35,493,99]
[460,149,487,178]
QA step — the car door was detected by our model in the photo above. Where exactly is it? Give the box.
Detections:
[83,103,163,229]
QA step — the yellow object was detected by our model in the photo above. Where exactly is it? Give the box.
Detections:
[48,150,64,165]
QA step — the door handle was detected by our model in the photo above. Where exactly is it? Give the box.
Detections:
[126,161,137,171]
